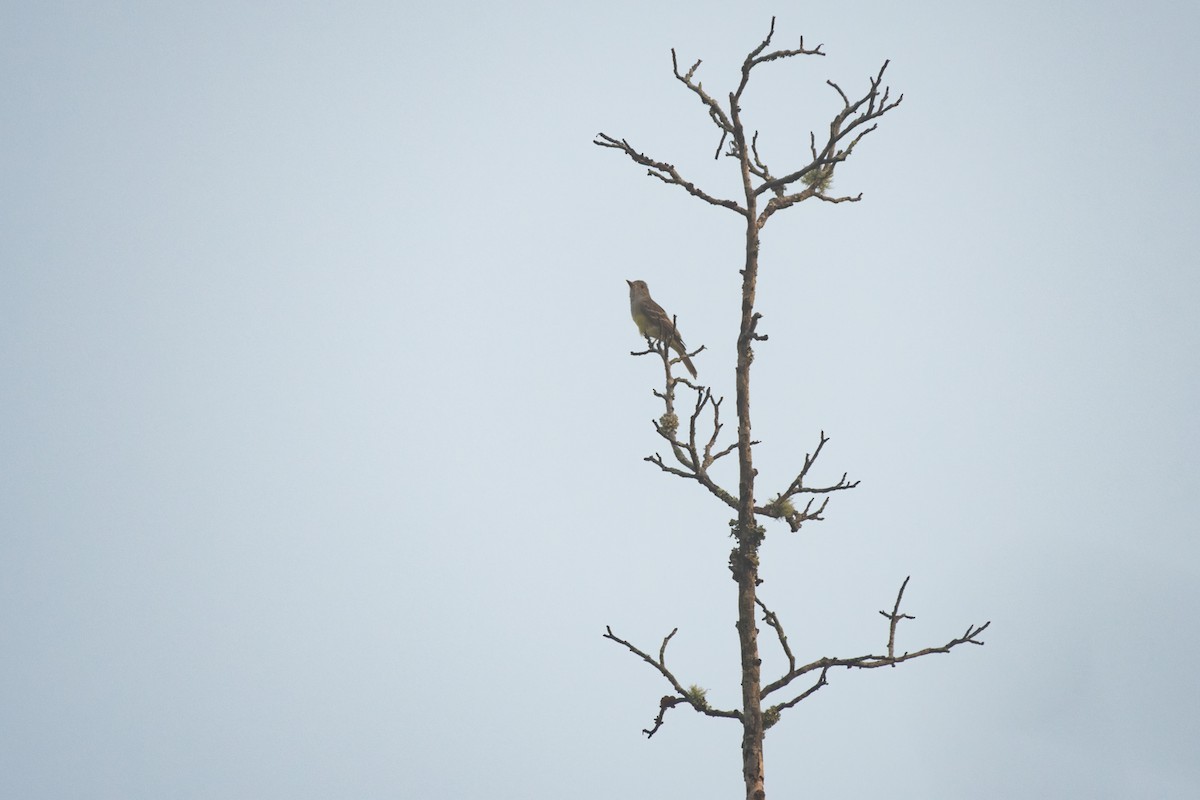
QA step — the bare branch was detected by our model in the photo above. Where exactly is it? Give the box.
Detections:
[604,626,686,691]
[604,625,742,737]
[732,17,826,105]
[791,436,828,487]
[700,393,727,467]
[756,596,796,674]
[631,333,740,511]
[643,695,685,738]
[880,575,917,660]
[768,666,830,717]
[746,131,783,194]
[783,431,860,497]
[746,18,825,70]
[670,17,825,164]
[594,133,748,215]
[670,48,736,142]
[753,60,903,227]
[757,185,820,223]
[645,453,694,479]
[645,453,738,509]
[762,579,990,700]
[632,325,708,476]
[814,191,864,204]
[827,80,850,106]
[708,441,738,463]
[757,431,859,531]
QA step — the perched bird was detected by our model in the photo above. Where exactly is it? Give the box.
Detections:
[626,279,698,378]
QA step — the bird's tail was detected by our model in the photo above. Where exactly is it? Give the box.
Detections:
[672,340,698,379]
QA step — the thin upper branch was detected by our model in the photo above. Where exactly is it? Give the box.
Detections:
[596,16,890,232]
[732,17,825,106]
[594,134,747,215]
[671,17,823,162]
[755,59,903,227]
[783,430,859,497]
[670,48,735,141]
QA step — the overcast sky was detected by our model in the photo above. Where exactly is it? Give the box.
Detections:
[3,2,1198,798]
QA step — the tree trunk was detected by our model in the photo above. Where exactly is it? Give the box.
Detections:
[734,107,765,800]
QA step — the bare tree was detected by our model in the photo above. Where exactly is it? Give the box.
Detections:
[597,20,989,800]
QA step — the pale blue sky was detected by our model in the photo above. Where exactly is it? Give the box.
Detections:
[2,2,1198,798]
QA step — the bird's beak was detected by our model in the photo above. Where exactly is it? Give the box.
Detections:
[626,279,633,287]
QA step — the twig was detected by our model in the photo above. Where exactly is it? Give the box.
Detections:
[880,575,917,660]
[756,596,796,674]
[769,666,831,715]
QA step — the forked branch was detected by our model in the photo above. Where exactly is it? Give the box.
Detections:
[604,625,741,737]
[758,431,859,532]
[634,339,741,511]
[759,578,990,724]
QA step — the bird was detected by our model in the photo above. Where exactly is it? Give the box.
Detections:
[626,279,698,378]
